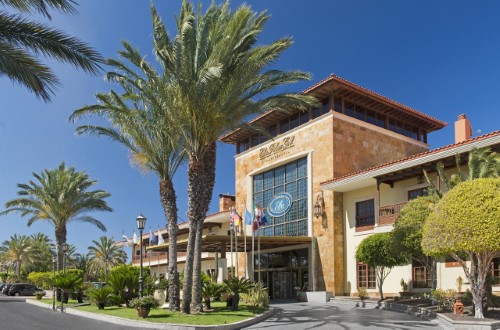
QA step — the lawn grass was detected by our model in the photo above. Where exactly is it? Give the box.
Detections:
[74,301,267,325]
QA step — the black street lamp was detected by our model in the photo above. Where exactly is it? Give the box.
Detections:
[136,214,147,297]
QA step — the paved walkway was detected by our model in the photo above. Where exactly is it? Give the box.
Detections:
[245,301,442,329]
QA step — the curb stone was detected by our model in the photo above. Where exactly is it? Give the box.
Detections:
[25,299,275,330]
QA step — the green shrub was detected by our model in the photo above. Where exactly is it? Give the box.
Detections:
[431,289,456,311]
[242,281,269,308]
[87,286,114,309]
[223,277,253,311]
[129,296,159,310]
[27,272,53,289]
[201,280,224,309]
[358,288,369,300]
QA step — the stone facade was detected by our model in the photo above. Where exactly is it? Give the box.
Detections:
[233,110,429,296]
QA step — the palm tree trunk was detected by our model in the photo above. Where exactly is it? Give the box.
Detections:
[55,226,67,272]
[190,143,217,313]
[191,219,205,313]
[159,178,180,311]
[182,143,217,313]
[182,219,197,313]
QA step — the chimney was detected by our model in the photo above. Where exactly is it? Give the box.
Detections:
[455,114,472,143]
[219,194,235,212]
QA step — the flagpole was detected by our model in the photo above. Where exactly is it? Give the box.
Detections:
[235,217,239,278]
[157,226,160,277]
[243,203,247,279]
[251,205,255,282]
[258,226,261,283]
[230,208,234,279]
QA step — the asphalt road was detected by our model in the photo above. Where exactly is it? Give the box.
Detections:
[0,295,135,330]
[245,301,444,330]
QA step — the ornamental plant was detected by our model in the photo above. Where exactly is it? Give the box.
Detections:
[87,286,113,310]
[356,232,405,300]
[422,178,500,319]
[129,296,159,310]
[392,195,439,289]
[223,277,253,311]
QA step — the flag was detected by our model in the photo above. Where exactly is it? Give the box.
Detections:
[132,231,138,244]
[245,208,252,225]
[231,208,242,234]
[122,234,134,247]
[255,205,267,227]
[157,227,165,245]
[149,228,158,245]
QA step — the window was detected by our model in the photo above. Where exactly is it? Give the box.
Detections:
[413,261,432,288]
[334,97,342,113]
[289,114,299,130]
[299,111,310,125]
[280,118,290,134]
[408,187,428,200]
[312,98,329,119]
[357,262,376,289]
[253,157,308,237]
[237,139,249,153]
[355,199,375,230]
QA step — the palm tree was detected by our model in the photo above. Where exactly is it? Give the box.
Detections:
[0,0,103,102]
[88,236,127,278]
[0,234,32,279]
[72,253,92,280]
[148,1,318,313]
[70,23,185,311]
[425,147,500,196]
[0,162,112,270]
[27,232,53,273]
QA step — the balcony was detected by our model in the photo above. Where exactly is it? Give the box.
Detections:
[378,202,407,226]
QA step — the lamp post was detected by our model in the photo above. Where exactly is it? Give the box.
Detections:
[52,256,56,311]
[136,214,147,298]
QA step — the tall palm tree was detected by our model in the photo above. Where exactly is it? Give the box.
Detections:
[0,0,103,102]
[0,234,32,279]
[72,253,92,280]
[70,24,185,310]
[88,236,127,278]
[425,147,500,196]
[27,232,53,273]
[0,162,112,270]
[148,1,318,313]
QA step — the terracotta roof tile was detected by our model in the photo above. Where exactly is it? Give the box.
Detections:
[220,73,446,141]
[320,130,500,186]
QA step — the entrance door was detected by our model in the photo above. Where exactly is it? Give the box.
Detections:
[273,271,293,299]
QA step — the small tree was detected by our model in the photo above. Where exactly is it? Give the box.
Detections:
[391,195,440,289]
[356,233,405,300]
[422,178,500,319]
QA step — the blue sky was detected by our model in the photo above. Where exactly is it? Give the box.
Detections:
[1,0,499,256]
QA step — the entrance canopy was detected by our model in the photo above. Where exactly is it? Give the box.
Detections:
[147,235,311,253]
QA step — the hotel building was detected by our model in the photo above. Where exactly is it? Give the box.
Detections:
[147,74,500,299]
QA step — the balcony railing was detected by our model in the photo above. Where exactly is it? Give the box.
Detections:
[379,202,407,226]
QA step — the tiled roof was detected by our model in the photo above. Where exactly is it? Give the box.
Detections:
[321,130,500,186]
[138,210,230,238]
[220,73,446,142]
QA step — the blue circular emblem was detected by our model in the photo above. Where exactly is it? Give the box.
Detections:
[267,193,293,217]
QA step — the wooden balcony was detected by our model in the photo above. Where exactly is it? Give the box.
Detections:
[378,202,407,226]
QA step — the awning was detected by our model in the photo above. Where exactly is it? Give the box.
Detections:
[147,235,311,253]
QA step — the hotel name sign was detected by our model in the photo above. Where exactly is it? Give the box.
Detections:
[259,135,295,162]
